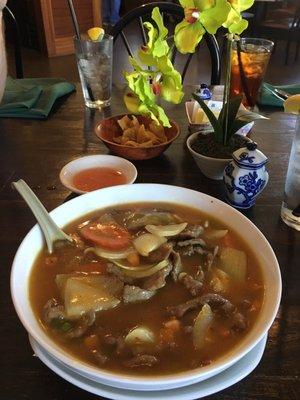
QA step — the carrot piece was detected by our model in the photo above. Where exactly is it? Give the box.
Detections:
[80,223,131,250]
[250,300,261,313]
[126,252,140,267]
[219,328,231,338]
[84,334,100,350]
[220,233,236,248]
[159,319,181,344]
[164,319,181,332]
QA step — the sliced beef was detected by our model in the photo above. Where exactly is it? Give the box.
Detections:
[43,298,65,324]
[106,263,135,284]
[142,263,172,291]
[175,225,204,240]
[178,272,203,296]
[183,325,193,334]
[43,299,96,338]
[200,293,247,331]
[123,285,155,303]
[146,243,172,264]
[167,297,203,318]
[166,293,247,330]
[65,311,96,338]
[103,333,118,347]
[169,249,182,281]
[102,334,127,356]
[205,246,219,268]
[194,265,205,282]
[177,238,206,247]
[176,238,207,256]
[124,354,158,368]
[92,349,108,365]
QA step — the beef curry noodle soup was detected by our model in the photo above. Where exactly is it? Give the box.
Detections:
[30,203,264,375]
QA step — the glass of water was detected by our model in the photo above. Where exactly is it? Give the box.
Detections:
[74,35,113,108]
[281,113,300,231]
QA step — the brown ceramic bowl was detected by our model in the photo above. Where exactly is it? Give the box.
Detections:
[95,114,180,160]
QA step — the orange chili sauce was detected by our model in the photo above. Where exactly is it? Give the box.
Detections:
[72,167,127,192]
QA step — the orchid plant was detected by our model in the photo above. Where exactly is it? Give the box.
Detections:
[124,0,262,146]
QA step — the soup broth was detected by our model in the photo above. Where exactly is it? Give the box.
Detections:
[30,202,264,375]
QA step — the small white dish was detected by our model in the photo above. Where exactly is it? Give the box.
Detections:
[29,334,267,400]
[59,155,137,194]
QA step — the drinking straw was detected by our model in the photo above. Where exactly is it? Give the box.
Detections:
[236,41,255,108]
[66,0,81,40]
[66,0,95,102]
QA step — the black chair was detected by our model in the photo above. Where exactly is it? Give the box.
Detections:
[255,5,300,64]
[3,5,23,79]
[112,2,220,85]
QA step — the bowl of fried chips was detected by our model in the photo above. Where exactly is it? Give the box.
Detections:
[95,114,180,160]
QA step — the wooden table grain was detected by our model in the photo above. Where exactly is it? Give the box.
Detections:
[0,85,299,400]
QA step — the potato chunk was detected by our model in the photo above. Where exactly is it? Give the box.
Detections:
[219,247,247,283]
[56,274,123,318]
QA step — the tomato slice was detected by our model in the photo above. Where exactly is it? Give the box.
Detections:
[80,222,131,250]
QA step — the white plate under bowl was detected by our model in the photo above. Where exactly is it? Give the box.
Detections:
[11,184,281,391]
[59,154,137,194]
[29,334,267,400]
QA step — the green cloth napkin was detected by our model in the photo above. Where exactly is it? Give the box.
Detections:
[258,82,300,107]
[0,77,76,118]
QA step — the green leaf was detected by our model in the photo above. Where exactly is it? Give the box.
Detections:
[128,57,145,72]
[137,21,158,65]
[199,0,231,34]
[175,20,205,54]
[193,93,223,143]
[138,102,171,127]
[138,48,157,66]
[235,0,254,12]
[224,95,243,131]
[157,56,182,87]
[223,0,254,34]
[151,7,169,57]
[179,0,195,7]
[143,21,157,50]
[228,18,248,34]
[228,109,268,137]
[161,76,184,104]
[236,109,269,121]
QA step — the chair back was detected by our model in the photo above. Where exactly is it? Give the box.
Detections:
[3,6,23,79]
[291,5,300,29]
[112,2,220,85]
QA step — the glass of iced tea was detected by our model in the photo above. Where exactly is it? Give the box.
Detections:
[230,38,274,108]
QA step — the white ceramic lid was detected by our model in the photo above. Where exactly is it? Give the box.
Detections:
[233,142,268,167]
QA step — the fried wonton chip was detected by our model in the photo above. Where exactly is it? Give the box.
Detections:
[149,122,167,143]
[115,115,167,148]
[121,128,136,144]
[117,115,132,131]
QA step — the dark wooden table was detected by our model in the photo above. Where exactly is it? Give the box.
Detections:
[0,85,299,400]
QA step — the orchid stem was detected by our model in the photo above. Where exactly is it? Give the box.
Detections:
[222,35,233,146]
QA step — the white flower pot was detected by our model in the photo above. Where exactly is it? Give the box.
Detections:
[186,132,232,180]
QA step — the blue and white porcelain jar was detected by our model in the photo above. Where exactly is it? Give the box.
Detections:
[223,142,269,209]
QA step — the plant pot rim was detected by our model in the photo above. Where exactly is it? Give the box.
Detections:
[186,131,251,161]
[187,132,231,161]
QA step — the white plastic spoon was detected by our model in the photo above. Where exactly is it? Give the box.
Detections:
[12,179,73,253]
